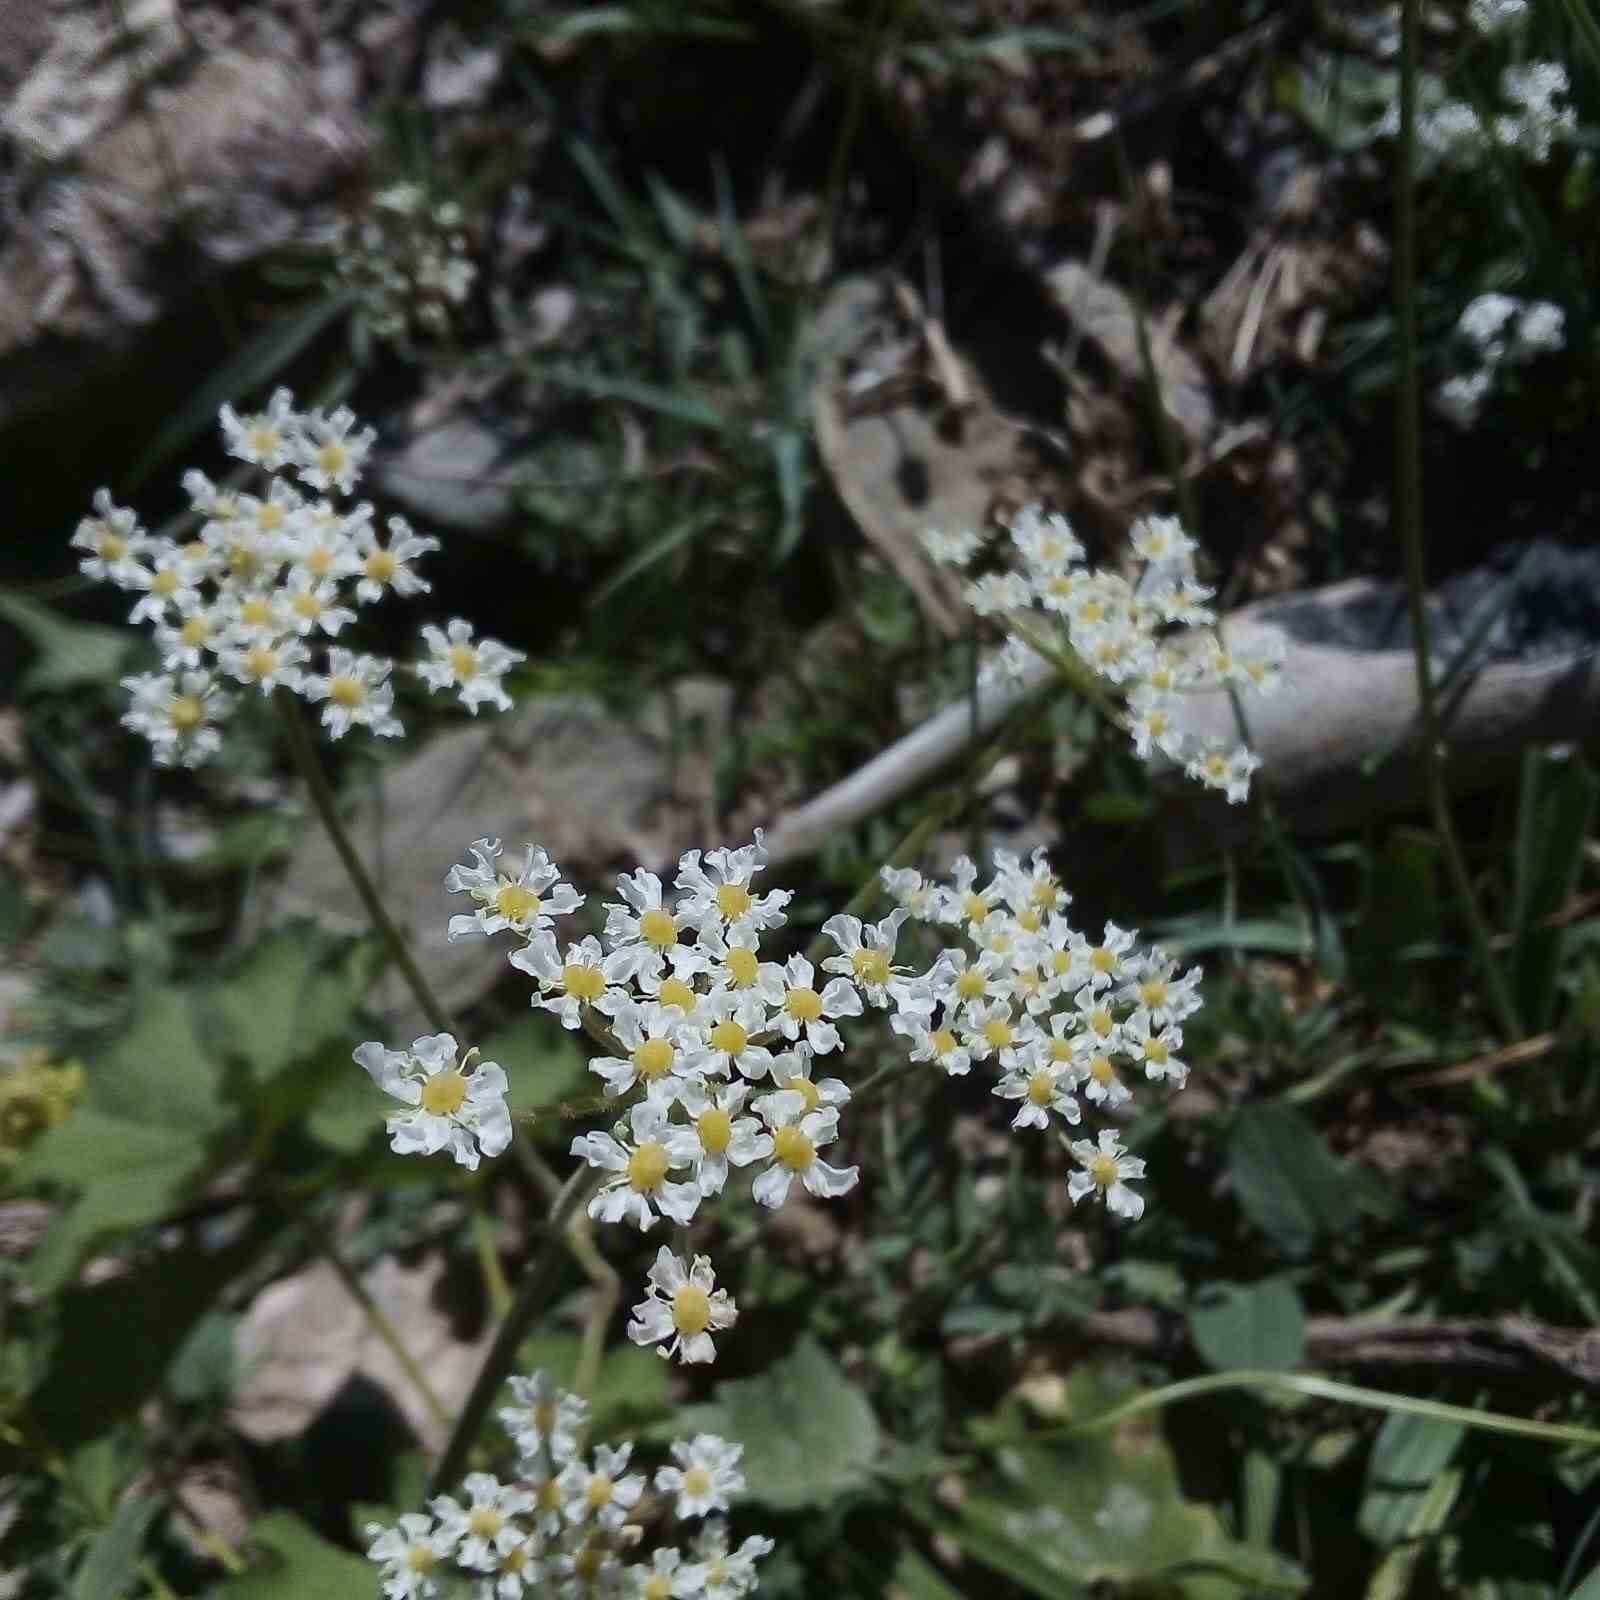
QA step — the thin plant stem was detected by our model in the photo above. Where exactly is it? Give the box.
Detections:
[287,1203,451,1431]
[565,1209,621,1402]
[1393,0,1523,1041]
[429,1166,598,1496]
[471,1188,512,1318]
[273,689,456,1036]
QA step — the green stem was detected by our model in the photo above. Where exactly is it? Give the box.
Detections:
[273,689,457,1036]
[1392,0,1523,1042]
[428,1166,598,1496]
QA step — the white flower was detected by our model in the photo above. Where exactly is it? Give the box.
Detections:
[1185,740,1261,804]
[1437,369,1493,428]
[511,932,617,1028]
[1009,504,1085,572]
[72,489,151,584]
[960,1000,1030,1068]
[1117,950,1202,1029]
[126,547,203,625]
[627,1248,738,1364]
[498,1370,587,1465]
[1067,1129,1147,1220]
[355,1033,512,1171]
[696,925,778,998]
[1469,0,1527,34]
[1127,686,1187,762]
[445,838,584,941]
[281,576,357,638]
[675,1079,770,1194]
[556,1443,645,1530]
[628,1547,699,1600]
[285,504,362,585]
[764,1047,850,1115]
[365,1511,453,1600]
[292,404,377,494]
[1074,920,1136,990]
[698,989,775,1081]
[586,999,707,1102]
[220,387,301,469]
[820,908,913,1008]
[749,1089,858,1207]
[756,953,862,1053]
[1129,513,1197,575]
[570,1100,702,1229]
[994,1058,1081,1130]
[303,649,404,740]
[1078,1046,1135,1110]
[217,633,309,695]
[1125,1017,1188,1085]
[880,864,938,920]
[688,1522,774,1600]
[417,618,523,714]
[354,515,440,604]
[1068,986,1123,1056]
[674,832,791,939]
[966,571,1032,616]
[477,1532,543,1597]
[655,1434,745,1516]
[120,670,230,767]
[891,1012,972,1076]
[919,525,986,566]
[603,868,687,978]
[429,1473,534,1572]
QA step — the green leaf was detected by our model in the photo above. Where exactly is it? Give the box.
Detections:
[543,367,728,430]
[1228,1103,1359,1257]
[480,1015,588,1112]
[1357,1413,1464,1547]
[217,1512,374,1598]
[1570,1558,1600,1600]
[1188,1279,1306,1373]
[1512,749,1598,1031]
[686,1337,880,1510]
[85,984,226,1133]
[68,1496,159,1600]
[1355,828,1441,1006]
[0,591,130,695]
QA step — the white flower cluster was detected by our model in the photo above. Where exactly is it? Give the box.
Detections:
[924,506,1277,805]
[70,390,524,766]
[366,1368,771,1599]
[1394,57,1576,166]
[335,182,478,345]
[1436,291,1566,427]
[1467,0,1528,36]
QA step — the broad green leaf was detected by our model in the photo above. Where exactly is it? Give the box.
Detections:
[68,1495,159,1600]
[891,1548,970,1600]
[217,1512,373,1598]
[1358,1413,1464,1547]
[1228,1103,1359,1257]
[1188,1279,1306,1373]
[84,984,226,1132]
[1570,1558,1600,1600]
[685,1337,880,1510]
[0,591,130,695]
[481,1016,588,1112]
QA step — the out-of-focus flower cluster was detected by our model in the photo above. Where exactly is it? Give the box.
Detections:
[355,827,1202,1363]
[366,1368,771,1599]
[0,1050,84,1174]
[70,390,523,766]
[925,506,1277,805]
[1436,292,1566,428]
[334,182,477,345]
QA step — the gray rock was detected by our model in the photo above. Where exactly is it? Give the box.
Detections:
[373,416,520,534]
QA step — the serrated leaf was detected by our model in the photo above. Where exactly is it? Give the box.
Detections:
[1188,1279,1306,1373]
[687,1337,880,1510]
[68,1495,159,1600]
[1228,1103,1359,1257]
[217,1512,374,1598]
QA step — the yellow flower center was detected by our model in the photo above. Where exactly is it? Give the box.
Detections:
[627,1141,670,1191]
[257,502,285,532]
[494,883,541,922]
[931,1029,958,1058]
[983,1018,1013,1049]
[244,645,278,680]
[152,568,179,595]
[962,892,990,924]
[1088,1005,1114,1037]
[585,1476,613,1510]
[1089,1054,1115,1085]
[364,549,398,582]
[448,644,479,680]
[1090,947,1117,973]
[634,1038,675,1080]
[645,1577,672,1600]
[317,441,348,475]
[773,1124,814,1170]
[1150,666,1173,690]
[1090,1153,1121,1187]
[956,970,988,1000]
[562,962,606,1001]
[709,1020,747,1057]
[328,674,365,707]
[537,1478,561,1511]
[639,909,678,949]
[1050,949,1073,975]
[421,1070,468,1116]
[100,531,128,560]
[1017,907,1043,932]
[715,882,753,920]
[1078,599,1104,624]
[1145,1037,1169,1065]
[306,545,333,576]
[989,932,1013,955]
[226,542,258,574]
[1049,1036,1073,1063]
[697,1107,732,1153]
[573,1545,605,1581]
[852,948,890,986]
[682,1466,713,1498]
[239,598,274,626]
[248,425,280,457]
[179,613,209,647]
[1016,970,1041,996]
[1027,1070,1056,1106]
[1206,754,1228,779]
[725,946,759,986]
[1032,881,1061,909]
[672,1284,712,1334]
[1146,710,1169,735]
[406,1543,438,1574]
[502,1545,529,1574]
[658,976,696,1011]
[535,1400,557,1435]
[291,590,322,618]
[784,986,823,1022]
[469,1507,504,1538]
[169,694,205,732]
[786,1075,821,1114]
[1141,978,1169,1008]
